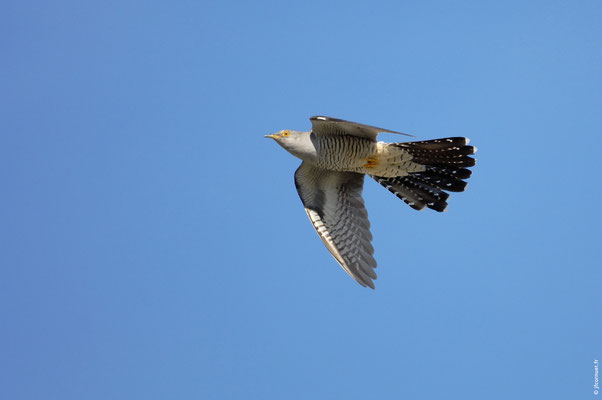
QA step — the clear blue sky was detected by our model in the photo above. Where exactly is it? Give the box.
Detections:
[2,1,601,399]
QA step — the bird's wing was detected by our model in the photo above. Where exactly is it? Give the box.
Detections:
[294,161,377,288]
[310,115,413,142]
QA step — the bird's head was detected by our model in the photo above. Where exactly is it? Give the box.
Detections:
[265,129,302,140]
[264,130,314,160]
[265,130,305,149]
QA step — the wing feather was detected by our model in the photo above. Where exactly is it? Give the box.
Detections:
[294,162,377,288]
[310,115,413,141]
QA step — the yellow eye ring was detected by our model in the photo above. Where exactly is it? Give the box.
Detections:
[281,131,290,137]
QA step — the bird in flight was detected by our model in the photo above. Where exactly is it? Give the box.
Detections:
[266,116,477,289]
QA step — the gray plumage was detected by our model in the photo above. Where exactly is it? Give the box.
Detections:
[266,116,477,289]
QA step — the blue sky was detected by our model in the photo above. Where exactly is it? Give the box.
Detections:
[2,1,601,399]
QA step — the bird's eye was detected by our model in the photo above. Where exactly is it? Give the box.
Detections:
[281,131,290,137]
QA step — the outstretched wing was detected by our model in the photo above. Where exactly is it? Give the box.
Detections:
[294,161,377,288]
[310,115,413,142]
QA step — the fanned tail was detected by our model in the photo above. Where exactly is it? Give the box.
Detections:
[372,137,476,212]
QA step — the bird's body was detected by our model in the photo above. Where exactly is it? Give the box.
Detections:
[278,130,428,177]
[266,116,476,289]
[315,139,428,177]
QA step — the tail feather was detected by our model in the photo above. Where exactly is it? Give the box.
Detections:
[395,137,470,150]
[373,175,449,212]
[372,137,476,212]
[416,167,468,192]
[394,137,477,167]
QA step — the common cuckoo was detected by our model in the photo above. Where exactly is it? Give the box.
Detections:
[266,116,476,289]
